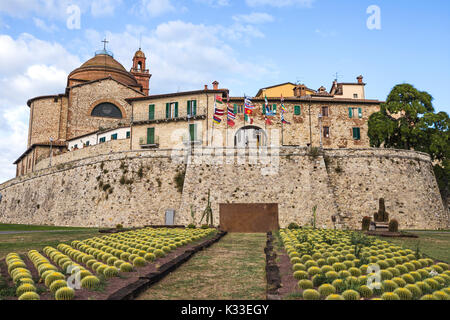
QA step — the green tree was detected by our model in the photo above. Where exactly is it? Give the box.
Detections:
[368,84,449,200]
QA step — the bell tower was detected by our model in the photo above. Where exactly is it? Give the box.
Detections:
[130,48,151,95]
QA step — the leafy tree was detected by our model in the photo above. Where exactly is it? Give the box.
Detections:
[368,83,449,201]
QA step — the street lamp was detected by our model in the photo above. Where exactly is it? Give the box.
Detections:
[49,137,54,168]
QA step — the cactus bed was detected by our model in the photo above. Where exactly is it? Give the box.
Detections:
[278,228,450,300]
[0,227,216,300]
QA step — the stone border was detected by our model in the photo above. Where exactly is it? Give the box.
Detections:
[107,230,227,300]
[265,231,282,300]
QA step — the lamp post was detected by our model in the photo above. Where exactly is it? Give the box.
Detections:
[49,137,54,168]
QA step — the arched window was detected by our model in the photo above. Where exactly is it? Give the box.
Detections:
[138,61,143,70]
[91,102,123,119]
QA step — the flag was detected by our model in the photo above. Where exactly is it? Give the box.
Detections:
[227,106,236,120]
[281,112,290,124]
[265,105,275,117]
[244,96,254,110]
[227,118,235,127]
[265,94,269,108]
[265,117,272,125]
[215,95,223,104]
[280,94,287,113]
[213,115,222,124]
[245,114,253,124]
[215,108,224,116]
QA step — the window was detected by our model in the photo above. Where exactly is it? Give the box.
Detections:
[147,127,155,145]
[187,100,197,117]
[353,127,361,140]
[148,104,155,120]
[294,105,301,115]
[126,131,131,139]
[349,107,363,119]
[189,124,197,142]
[322,106,329,117]
[74,144,78,149]
[91,102,122,119]
[353,94,358,99]
[99,137,106,143]
[323,126,330,138]
[85,141,90,147]
[111,133,118,140]
[166,102,178,118]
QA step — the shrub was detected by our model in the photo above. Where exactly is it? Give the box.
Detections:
[325,271,339,282]
[342,289,360,300]
[349,267,361,277]
[81,276,100,290]
[298,279,314,290]
[288,223,300,229]
[133,257,147,267]
[144,253,156,262]
[424,278,441,290]
[362,217,371,231]
[401,274,415,284]
[307,267,321,277]
[332,279,346,292]
[50,280,67,293]
[391,277,407,288]
[154,249,165,258]
[382,280,398,292]
[293,264,306,272]
[318,284,336,298]
[302,289,321,300]
[18,292,40,300]
[187,224,196,229]
[415,281,432,295]
[45,272,65,288]
[404,284,422,299]
[103,266,119,278]
[55,287,75,300]
[381,292,400,300]
[388,219,399,232]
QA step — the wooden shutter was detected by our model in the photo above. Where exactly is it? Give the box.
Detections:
[187,101,191,116]
[149,104,155,120]
[193,100,197,116]
[233,104,238,114]
[166,103,170,118]
[262,104,266,115]
[189,124,196,142]
[358,108,363,118]
[175,102,179,118]
[295,106,300,115]
[147,128,155,144]
[349,107,353,118]
[273,104,277,113]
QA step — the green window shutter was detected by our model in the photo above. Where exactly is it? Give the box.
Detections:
[262,104,266,115]
[166,103,170,118]
[245,114,249,122]
[126,131,130,139]
[149,104,155,120]
[193,100,197,116]
[349,107,353,118]
[273,104,277,113]
[294,106,300,115]
[353,128,361,140]
[175,102,179,118]
[233,104,238,114]
[187,100,191,116]
[189,124,196,142]
[358,108,363,118]
[147,128,155,144]
[111,134,117,140]
[357,128,361,140]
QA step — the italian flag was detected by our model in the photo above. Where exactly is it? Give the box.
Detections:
[215,95,223,104]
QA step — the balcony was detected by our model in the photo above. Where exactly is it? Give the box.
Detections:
[139,136,160,149]
[132,113,206,125]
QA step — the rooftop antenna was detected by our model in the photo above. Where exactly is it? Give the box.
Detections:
[295,77,302,85]
[334,72,342,82]
[139,33,142,50]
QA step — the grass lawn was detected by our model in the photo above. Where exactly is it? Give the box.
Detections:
[0,223,93,232]
[0,228,100,259]
[376,230,450,263]
[137,233,267,300]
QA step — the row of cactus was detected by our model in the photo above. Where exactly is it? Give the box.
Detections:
[28,250,76,300]
[6,252,39,300]
[281,228,450,300]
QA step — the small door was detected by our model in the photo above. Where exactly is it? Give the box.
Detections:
[165,210,175,225]
[147,127,155,144]
[149,104,155,120]
[189,123,197,142]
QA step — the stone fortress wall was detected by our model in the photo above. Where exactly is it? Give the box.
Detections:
[0,147,448,230]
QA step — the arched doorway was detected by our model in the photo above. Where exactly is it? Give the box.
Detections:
[234,126,267,148]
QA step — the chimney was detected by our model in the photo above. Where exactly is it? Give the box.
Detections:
[357,75,363,84]
[204,84,208,90]
[212,81,219,90]
[293,84,307,97]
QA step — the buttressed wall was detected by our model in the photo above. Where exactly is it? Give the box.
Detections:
[0,148,448,229]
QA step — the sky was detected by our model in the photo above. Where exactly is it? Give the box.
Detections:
[0,0,449,182]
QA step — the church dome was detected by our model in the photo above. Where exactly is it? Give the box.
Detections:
[134,49,146,58]
[68,52,139,88]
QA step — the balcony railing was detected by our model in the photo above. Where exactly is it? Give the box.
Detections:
[132,113,206,124]
[139,136,160,148]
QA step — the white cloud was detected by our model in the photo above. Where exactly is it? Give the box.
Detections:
[133,0,176,17]
[246,0,315,7]
[91,0,122,17]
[195,0,230,7]
[0,33,80,183]
[232,12,274,24]
[33,17,59,33]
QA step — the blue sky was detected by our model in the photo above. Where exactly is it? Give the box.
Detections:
[0,0,449,182]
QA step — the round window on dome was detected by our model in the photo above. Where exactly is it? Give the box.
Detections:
[91,103,122,119]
